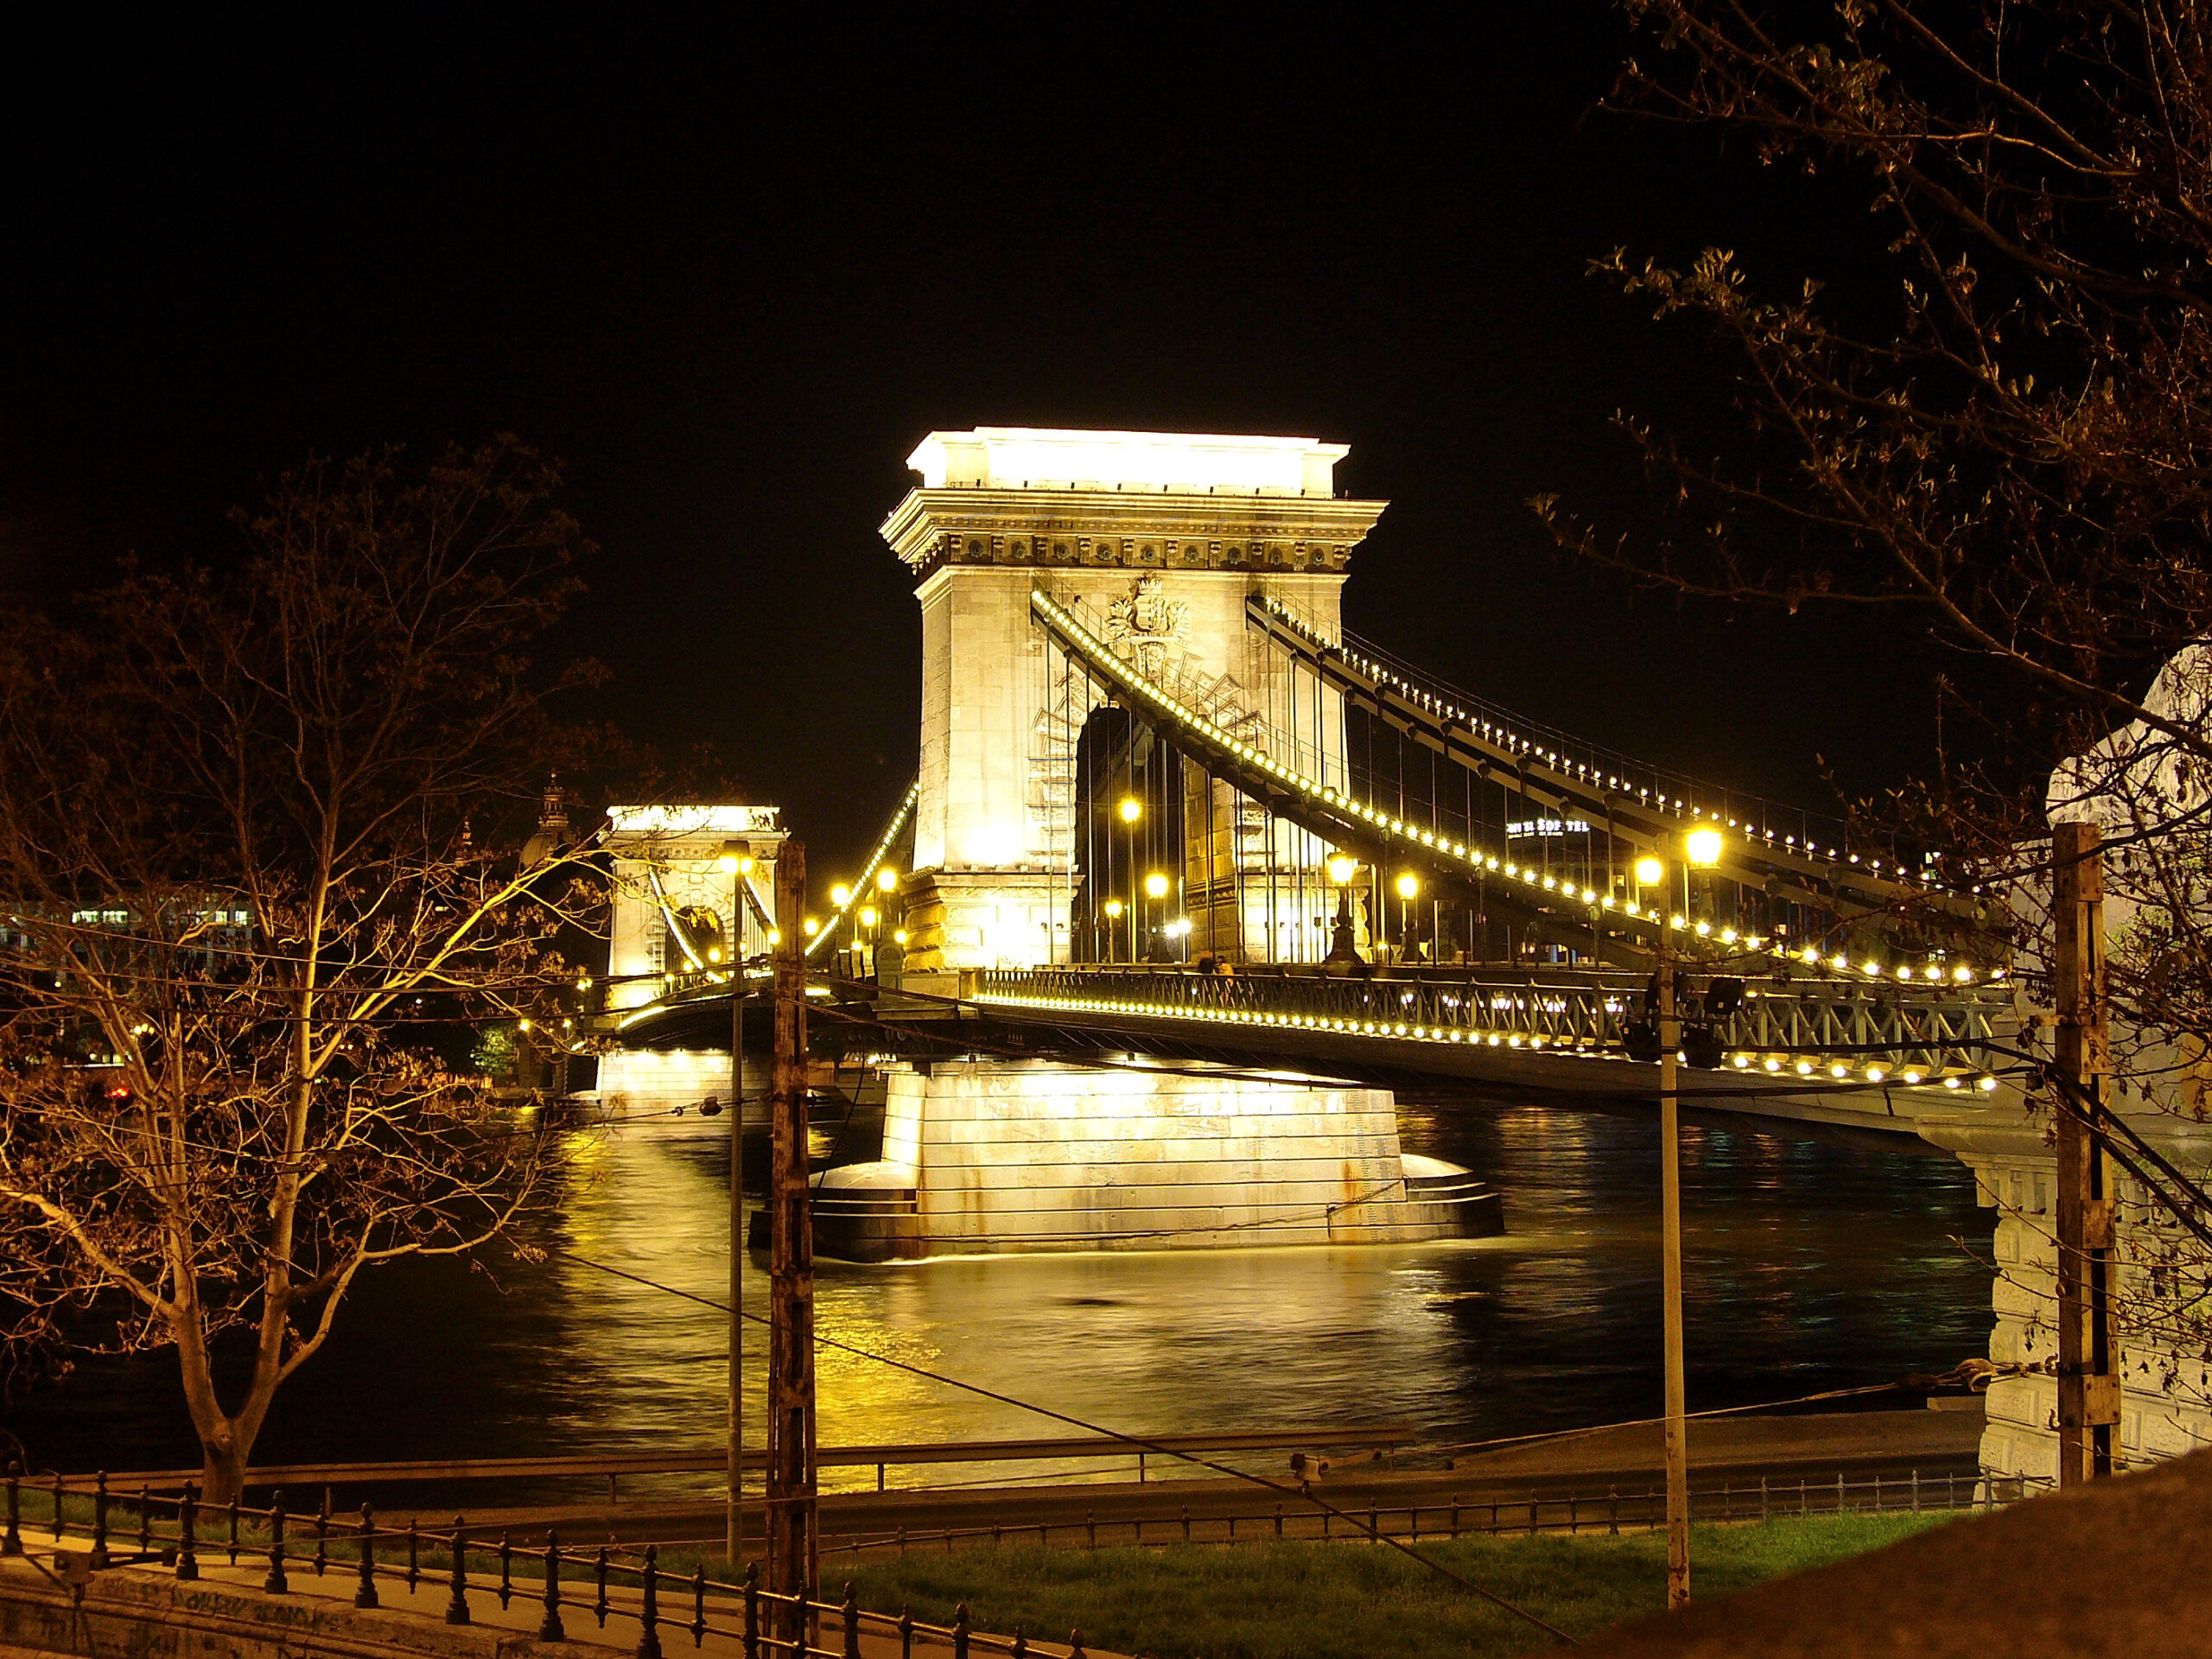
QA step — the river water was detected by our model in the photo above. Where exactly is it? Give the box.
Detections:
[10,1092,1993,1491]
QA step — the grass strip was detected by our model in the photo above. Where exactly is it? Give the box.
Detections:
[824,1514,1953,1659]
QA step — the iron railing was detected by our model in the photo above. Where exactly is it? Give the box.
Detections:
[976,967,2010,1084]
[3,1464,1081,1659]
[817,1466,2044,1560]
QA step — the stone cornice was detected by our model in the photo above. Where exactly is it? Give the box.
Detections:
[879,486,1388,578]
[1918,1107,2212,1164]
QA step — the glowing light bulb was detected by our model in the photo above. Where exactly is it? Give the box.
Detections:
[1684,827,1725,867]
[1634,856,1664,887]
[830,883,852,907]
[878,867,899,893]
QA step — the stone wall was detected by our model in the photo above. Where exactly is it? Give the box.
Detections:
[595,1047,738,1115]
[816,1058,1496,1256]
[0,1556,566,1659]
[1921,1110,2212,1484]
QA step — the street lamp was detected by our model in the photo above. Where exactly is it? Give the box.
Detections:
[1324,853,1363,965]
[1116,798,1144,961]
[1144,871,1168,963]
[876,866,899,894]
[715,836,754,1567]
[1656,826,1724,1610]
[857,906,879,978]
[1102,896,1127,963]
[1394,872,1419,964]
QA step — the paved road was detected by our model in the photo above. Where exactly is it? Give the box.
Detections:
[447,1408,1986,1555]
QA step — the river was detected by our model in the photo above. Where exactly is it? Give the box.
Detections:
[8,1091,1993,1493]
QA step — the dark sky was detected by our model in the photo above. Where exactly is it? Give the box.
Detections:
[2,6,1924,874]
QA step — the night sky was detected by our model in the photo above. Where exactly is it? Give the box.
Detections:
[3,7,1925,874]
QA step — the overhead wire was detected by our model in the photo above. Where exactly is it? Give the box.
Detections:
[554,1247,1579,1645]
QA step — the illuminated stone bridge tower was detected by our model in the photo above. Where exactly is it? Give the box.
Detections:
[880,428,1387,972]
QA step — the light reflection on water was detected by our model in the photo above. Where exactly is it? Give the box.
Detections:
[13,1096,1993,1491]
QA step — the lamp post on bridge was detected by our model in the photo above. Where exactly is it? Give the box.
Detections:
[1323,853,1363,967]
[1637,825,1725,1611]
[1394,872,1420,965]
[1119,797,1143,962]
[1143,870,1169,963]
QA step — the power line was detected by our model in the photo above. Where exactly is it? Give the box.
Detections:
[554,1247,1579,1646]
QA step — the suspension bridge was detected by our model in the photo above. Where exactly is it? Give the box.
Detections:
[596,428,2018,1138]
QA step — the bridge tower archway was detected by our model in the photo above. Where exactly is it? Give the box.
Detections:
[880,428,1387,972]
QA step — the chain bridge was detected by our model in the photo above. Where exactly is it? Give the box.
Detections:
[600,428,2020,1136]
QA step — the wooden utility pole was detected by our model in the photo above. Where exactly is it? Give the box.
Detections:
[2053,819,2120,1484]
[765,841,817,1626]
[1656,921,1690,1608]
[725,842,751,1567]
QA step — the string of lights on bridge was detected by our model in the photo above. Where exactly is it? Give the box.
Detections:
[1035,591,1986,985]
[971,980,2003,1096]
[1252,595,1949,893]
[806,779,919,960]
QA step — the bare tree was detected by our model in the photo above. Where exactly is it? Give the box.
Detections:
[1532,1,2212,1106]
[0,439,606,1498]
[1532,1,2212,1444]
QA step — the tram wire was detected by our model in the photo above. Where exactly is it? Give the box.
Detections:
[552,1246,1581,1645]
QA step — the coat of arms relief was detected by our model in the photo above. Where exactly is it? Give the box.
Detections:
[1103,575,1189,664]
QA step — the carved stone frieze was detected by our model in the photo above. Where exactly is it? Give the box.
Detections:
[880,486,1386,578]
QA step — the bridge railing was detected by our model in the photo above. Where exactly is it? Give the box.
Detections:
[976,968,2008,1084]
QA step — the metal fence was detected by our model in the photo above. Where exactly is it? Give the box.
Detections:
[2,1465,1081,1659]
[818,1468,2044,1560]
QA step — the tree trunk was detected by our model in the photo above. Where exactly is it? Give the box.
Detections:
[173,1300,264,1505]
[200,1440,248,1506]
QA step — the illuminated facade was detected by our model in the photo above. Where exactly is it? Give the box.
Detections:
[880,428,1388,972]
[603,804,786,1007]
[596,803,785,1113]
